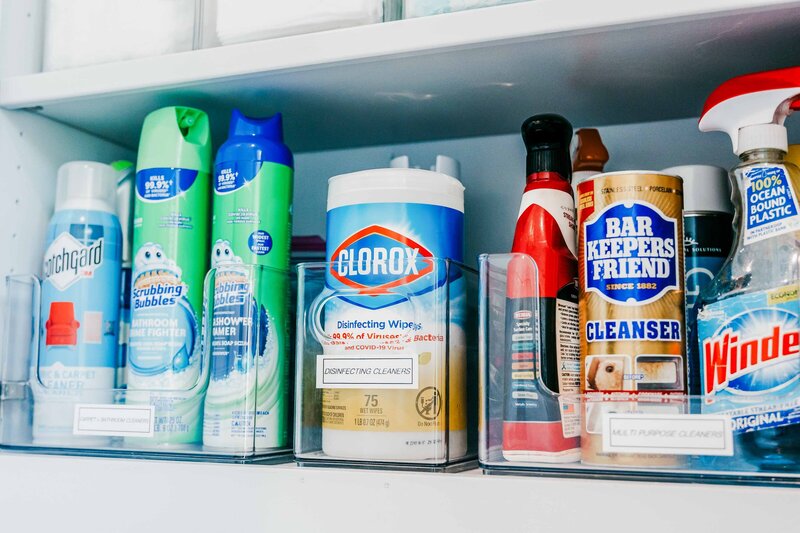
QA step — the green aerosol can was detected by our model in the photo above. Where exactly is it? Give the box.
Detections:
[127,106,212,446]
[204,110,293,450]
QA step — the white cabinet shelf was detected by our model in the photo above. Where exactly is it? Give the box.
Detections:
[0,453,796,532]
[1,0,800,151]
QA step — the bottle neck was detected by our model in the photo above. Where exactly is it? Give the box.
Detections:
[739,147,786,165]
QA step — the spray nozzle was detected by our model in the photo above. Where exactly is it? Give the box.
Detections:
[699,66,800,156]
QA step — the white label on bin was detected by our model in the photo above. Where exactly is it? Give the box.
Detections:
[316,355,418,389]
[601,413,734,456]
[73,404,155,438]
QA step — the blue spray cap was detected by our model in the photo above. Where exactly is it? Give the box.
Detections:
[219,109,293,169]
[229,109,284,142]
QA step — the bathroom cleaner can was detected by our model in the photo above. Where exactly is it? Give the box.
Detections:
[321,168,465,461]
[34,161,122,445]
[204,111,294,451]
[577,171,686,466]
[127,106,212,446]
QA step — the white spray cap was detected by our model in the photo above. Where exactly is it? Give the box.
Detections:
[55,161,118,215]
[699,67,800,156]
[390,154,461,181]
[662,165,733,214]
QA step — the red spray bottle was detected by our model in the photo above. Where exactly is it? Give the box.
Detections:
[503,114,581,463]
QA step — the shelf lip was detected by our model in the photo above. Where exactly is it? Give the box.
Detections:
[0,453,797,532]
[1,0,797,108]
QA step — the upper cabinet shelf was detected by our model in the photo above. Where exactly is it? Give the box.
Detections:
[1,0,800,152]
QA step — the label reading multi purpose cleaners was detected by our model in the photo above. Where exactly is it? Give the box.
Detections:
[698,286,800,433]
[742,165,800,245]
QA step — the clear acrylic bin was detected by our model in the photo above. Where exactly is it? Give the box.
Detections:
[201,0,402,48]
[0,265,292,463]
[403,0,528,18]
[294,258,478,471]
[42,0,201,71]
[479,253,800,484]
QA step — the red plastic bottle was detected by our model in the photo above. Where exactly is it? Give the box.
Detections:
[502,114,581,463]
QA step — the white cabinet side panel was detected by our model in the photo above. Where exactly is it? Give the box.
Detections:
[0,109,133,348]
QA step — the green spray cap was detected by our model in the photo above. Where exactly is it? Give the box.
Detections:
[135,106,212,173]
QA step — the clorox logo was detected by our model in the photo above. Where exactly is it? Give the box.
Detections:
[584,201,678,305]
[330,225,434,295]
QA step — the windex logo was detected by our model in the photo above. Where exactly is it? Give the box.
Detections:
[42,232,104,290]
[330,225,433,294]
[703,310,800,395]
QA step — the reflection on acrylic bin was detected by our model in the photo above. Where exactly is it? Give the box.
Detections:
[403,0,527,18]
[294,258,478,470]
[0,266,292,462]
[202,0,402,47]
[478,253,800,484]
[42,0,200,71]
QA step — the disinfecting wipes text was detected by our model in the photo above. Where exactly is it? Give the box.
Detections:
[602,413,734,456]
[73,404,155,438]
[316,355,419,389]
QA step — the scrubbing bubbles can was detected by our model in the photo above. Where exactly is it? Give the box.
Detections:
[204,111,294,451]
[127,106,212,446]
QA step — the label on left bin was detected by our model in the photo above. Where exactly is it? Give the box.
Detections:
[316,355,418,389]
[73,404,155,438]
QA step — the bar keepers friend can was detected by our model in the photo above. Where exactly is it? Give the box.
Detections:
[577,171,686,466]
[321,168,465,462]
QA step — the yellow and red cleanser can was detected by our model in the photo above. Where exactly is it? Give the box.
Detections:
[577,171,687,466]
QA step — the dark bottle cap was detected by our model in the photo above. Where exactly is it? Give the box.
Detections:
[521,114,573,180]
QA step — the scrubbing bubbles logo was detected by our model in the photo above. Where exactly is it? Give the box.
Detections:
[584,201,679,305]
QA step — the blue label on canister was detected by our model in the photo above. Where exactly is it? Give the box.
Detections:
[584,201,679,305]
[136,168,199,201]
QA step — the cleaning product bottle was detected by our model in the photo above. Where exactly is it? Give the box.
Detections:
[697,66,800,470]
[33,161,122,445]
[112,160,135,389]
[503,114,580,463]
[204,110,294,451]
[127,106,212,447]
[571,128,609,198]
[662,165,734,395]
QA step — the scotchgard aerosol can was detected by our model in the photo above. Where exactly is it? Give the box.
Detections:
[204,110,293,451]
[127,106,212,447]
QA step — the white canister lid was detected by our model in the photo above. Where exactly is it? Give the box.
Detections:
[55,161,118,215]
[662,165,733,214]
[327,168,464,213]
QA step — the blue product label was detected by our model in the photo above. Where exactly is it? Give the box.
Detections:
[326,203,463,310]
[210,268,264,381]
[248,230,272,255]
[697,286,800,433]
[136,168,199,201]
[39,213,122,369]
[214,161,262,194]
[742,165,800,245]
[584,201,679,305]
[128,243,198,376]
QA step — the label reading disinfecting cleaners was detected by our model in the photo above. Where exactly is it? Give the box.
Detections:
[743,165,800,245]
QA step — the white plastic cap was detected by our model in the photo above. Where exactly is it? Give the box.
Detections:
[390,154,461,181]
[662,165,733,214]
[328,168,464,212]
[55,161,118,214]
[737,123,788,155]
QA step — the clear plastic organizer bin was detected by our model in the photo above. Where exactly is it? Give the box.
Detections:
[201,0,402,47]
[42,0,201,71]
[479,253,800,485]
[0,265,293,463]
[294,258,478,471]
[403,0,528,18]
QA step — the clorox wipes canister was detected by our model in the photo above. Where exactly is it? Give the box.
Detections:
[697,66,800,471]
[321,168,465,461]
